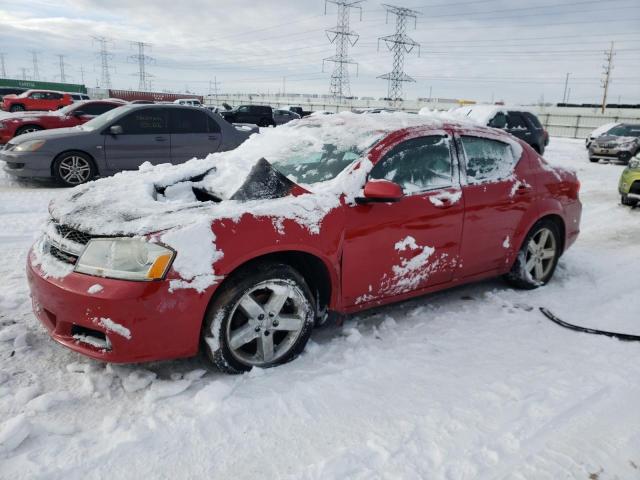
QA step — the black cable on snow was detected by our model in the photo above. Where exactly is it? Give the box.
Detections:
[539,307,640,342]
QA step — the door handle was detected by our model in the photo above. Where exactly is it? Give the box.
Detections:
[155,136,167,142]
[430,195,454,208]
[515,184,532,194]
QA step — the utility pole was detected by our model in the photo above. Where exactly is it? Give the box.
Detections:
[79,65,85,84]
[129,41,154,91]
[600,41,615,113]
[562,72,570,103]
[208,77,221,100]
[92,36,114,89]
[282,76,286,96]
[56,54,69,83]
[20,68,29,80]
[378,4,420,104]
[0,53,6,78]
[322,0,364,100]
[428,85,432,102]
[30,51,40,81]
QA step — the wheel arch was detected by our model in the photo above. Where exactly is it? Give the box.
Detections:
[517,211,566,255]
[16,124,44,134]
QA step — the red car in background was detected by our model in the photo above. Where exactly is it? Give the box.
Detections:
[1,89,73,112]
[0,100,126,144]
[26,113,581,373]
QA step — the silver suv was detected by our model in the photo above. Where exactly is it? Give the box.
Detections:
[589,123,640,163]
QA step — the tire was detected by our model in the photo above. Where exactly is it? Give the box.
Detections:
[52,151,97,187]
[203,262,316,374]
[589,157,599,163]
[504,219,561,290]
[622,194,638,206]
[9,104,25,112]
[16,125,43,136]
[258,118,275,128]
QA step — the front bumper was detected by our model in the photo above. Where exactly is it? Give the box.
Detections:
[589,145,636,162]
[26,248,215,363]
[0,148,55,178]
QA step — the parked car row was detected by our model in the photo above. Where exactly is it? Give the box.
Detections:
[587,123,640,164]
[1,104,257,186]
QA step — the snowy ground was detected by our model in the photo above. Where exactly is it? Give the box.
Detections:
[0,138,639,479]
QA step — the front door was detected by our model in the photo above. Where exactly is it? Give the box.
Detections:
[342,133,464,307]
[456,134,536,277]
[103,107,171,171]
[169,108,222,164]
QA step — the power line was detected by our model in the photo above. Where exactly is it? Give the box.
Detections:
[378,4,420,102]
[601,41,615,113]
[323,0,364,99]
[92,36,114,89]
[129,41,154,91]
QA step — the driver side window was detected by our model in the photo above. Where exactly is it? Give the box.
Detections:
[369,136,453,194]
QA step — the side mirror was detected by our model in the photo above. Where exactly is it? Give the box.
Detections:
[356,179,404,204]
[109,125,123,135]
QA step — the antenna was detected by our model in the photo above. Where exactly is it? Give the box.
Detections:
[92,36,114,89]
[600,41,615,113]
[322,0,364,100]
[377,4,420,103]
[30,51,41,81]
[129,41,154,91]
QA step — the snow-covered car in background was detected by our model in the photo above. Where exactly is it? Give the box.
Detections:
[448,105,549,154]
[585,122,619,149]
[27,112,581,373]
[588,123,640,164]
[273,109,300,125]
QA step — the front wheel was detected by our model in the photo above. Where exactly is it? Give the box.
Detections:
[16,125,43,136]
[504,220,561,289]
[53,151,97,186]
[589,157,599,163]
[203,263,316,374]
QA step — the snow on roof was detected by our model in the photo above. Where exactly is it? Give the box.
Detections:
[432,104,535,126]
[50,111,464,237]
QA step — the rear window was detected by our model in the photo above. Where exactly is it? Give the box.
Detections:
[170,108,207,134]
[460,136,516,183]
[523,112,543,129]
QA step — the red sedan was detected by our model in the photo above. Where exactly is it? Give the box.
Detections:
[27,113,581,373]
[0,100,126,144]
[1,89,73,112]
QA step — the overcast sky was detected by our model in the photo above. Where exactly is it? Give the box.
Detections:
[1,0,639,104]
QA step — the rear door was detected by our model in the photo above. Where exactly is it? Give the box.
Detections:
[103,107,171,171]
[169,108,221,164]
[456,133,535,277]
[342,133,464,307]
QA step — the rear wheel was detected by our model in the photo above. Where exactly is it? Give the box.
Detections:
[53,151,97,187]
[203,263,316,374]
[504,220,561,289]
[9,104,25,112]
[589,157,599,163]
[622,194,638,206]
[16,125,43,136]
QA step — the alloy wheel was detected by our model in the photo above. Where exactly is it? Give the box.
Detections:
[525,227,557,282]
[226,280,310,367]
[58,155,92,185]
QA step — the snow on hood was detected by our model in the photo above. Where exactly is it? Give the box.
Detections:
[595,135,638,145]
[49,112,448,237]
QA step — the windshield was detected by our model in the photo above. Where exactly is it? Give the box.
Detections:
[80,105,131,131]
[271,145,362,184]
[56,103,80,116]
[608,125,640,137]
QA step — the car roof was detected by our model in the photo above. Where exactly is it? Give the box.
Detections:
[24,89,67,94]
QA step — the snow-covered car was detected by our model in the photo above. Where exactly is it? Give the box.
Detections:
[273,109,300,125]
[585,122,619,149]
[27,112,582,373]
[588,123,640,164]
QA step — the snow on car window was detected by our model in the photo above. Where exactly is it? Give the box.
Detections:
[272,147,361,184]
[369,136,452,193]
[460,136,514,183]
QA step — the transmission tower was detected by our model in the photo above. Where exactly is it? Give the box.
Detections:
[56,54,70,83]
[322,0,364,100]
[30,51,41,81]
[209,77,221,99]
[600,41,615,113]
[92,36,114,89]
[377,4,420,103]
[20,68,29,80]
[0,54,6,78]
[129,41,154,91]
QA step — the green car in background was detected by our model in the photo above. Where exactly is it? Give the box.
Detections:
[619,155,640,206]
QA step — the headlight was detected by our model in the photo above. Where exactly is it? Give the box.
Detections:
[75,238,175,281]
[14,139,46,152]
[629,158,640,170]
[618,140,637,149]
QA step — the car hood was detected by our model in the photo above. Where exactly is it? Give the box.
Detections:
[595,135,638,145]
[9,125,87,144]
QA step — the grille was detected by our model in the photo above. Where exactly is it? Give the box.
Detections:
[49,243,79,264]
[55,224,92,245]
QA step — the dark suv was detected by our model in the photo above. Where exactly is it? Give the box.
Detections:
[487,110,549,154]
[220,105,275,127]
